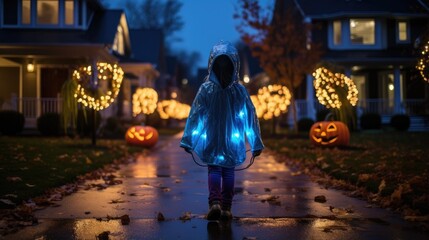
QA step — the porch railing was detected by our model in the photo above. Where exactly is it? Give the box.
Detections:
[18,97,62,119]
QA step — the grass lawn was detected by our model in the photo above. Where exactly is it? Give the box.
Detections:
[0,136,143,208]
[264,130,429,216]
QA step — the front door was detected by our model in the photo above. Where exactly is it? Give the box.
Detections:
[40,67,69,113]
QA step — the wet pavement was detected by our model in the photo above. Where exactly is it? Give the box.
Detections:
[4,133,428,240]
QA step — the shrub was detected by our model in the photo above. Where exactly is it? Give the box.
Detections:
[100,117,126,138]
[297,118,314,132]
[37,112,61,136]
[390,114,410,131]
[0,110,25,135]
[76,109,101,137]
[360,113,381,130]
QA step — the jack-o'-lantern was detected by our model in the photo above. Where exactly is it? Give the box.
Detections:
[310,121,349,147]
[125,126,158,148]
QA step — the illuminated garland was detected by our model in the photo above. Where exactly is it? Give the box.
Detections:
[416,41,429,82]
[157,100,191,120]
[73,62,123,111]
[132,88,158,116]
[312,67,358,109]
[251,84,291,120]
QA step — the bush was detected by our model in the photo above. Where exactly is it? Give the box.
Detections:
[390,114,410,131]
[100,117,126,138]
[0,110,25,135]
[76,109,101,137]
[37,112,61,136]
[360,113,381,130]
[297,118,314,132]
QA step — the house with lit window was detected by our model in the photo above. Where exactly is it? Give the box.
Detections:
[0,0,159,128]
[272,0,429,130]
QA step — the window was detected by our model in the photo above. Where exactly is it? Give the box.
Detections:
[22,0,31,24]
[112,25,125,55]
[329,18,383,49]
[397,20,409,42]
[37,0,59,25]
[333,20,342,45]
[350,19,375,45]
[1,0,79,27]
[65,0,74,25]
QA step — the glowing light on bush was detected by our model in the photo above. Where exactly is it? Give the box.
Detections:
[312,67,358,109]
[132,88,158,116]
[157,99,191,120]
[73,62,123,111]
[416,41,429,82]
[251,84,291,120]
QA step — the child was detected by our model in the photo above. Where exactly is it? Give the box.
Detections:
[180,41,264,220]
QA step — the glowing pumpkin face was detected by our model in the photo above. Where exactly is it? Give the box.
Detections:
[125,126,159,148]
[310,121,350,147]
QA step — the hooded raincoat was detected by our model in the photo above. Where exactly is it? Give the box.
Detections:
[180,41,264,168]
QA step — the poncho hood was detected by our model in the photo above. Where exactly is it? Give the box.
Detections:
[207,41,240,89]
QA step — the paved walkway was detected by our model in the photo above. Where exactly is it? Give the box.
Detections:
[4,133,428,239]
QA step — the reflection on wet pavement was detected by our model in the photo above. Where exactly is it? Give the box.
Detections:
[4,134,428,240]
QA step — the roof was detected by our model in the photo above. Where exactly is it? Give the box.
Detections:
[129,29,164,65]
[293,0,429,19]
[0,9,123,46]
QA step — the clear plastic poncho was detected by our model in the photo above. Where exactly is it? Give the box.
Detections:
[180,41,264,168]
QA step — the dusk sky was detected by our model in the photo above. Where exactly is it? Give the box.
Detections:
[108,0,274,68]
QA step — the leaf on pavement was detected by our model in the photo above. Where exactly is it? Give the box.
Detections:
[6,176,22,182]
[0,199,16,206]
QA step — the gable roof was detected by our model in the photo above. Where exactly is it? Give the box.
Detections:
[293,0,429,19]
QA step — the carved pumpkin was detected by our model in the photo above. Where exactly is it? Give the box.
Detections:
[310,121,350,147]
[125,126,159,148]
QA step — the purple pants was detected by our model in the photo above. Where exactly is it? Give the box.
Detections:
[208,165,235,210]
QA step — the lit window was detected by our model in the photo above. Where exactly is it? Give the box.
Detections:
[65,0,74,25]
[113,25,125,55]
[350,19,375,45]
[37,0,59,25]
[398,21,408,42]
[22,0,31,24]
[333,20,342,45]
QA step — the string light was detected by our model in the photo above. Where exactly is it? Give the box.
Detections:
[312,67,358,109]
[417,40,429,82]
[132,88,158,116]
[251,84,291,120]
[73,62,123,111]
[157,99,191,120]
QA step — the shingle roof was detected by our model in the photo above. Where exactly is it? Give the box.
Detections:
[294,0,429,19]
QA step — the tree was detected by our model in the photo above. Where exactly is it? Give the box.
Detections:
[124,0,184,47]
[234,0,322,131]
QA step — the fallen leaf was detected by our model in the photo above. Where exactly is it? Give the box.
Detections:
[97,231,110,240]
[6,176,22,182]
[314,195,327,203]
[85,157,92,164]
[120,214,130,225]
[25,183,36,188]
[0,199,16,206]
[157,212,165,221]
[179,212,192,221]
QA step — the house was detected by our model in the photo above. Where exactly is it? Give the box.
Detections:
[0,0,160,127]
[251,0,429,130]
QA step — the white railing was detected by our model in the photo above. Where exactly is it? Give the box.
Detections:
[18,97,62,119]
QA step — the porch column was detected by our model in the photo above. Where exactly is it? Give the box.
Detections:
[306,74,316,120]
[393,67,403,114]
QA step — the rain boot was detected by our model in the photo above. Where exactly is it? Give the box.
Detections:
[207,201,221,220]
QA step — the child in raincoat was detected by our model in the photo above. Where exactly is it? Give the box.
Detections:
[180,41,264,220]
